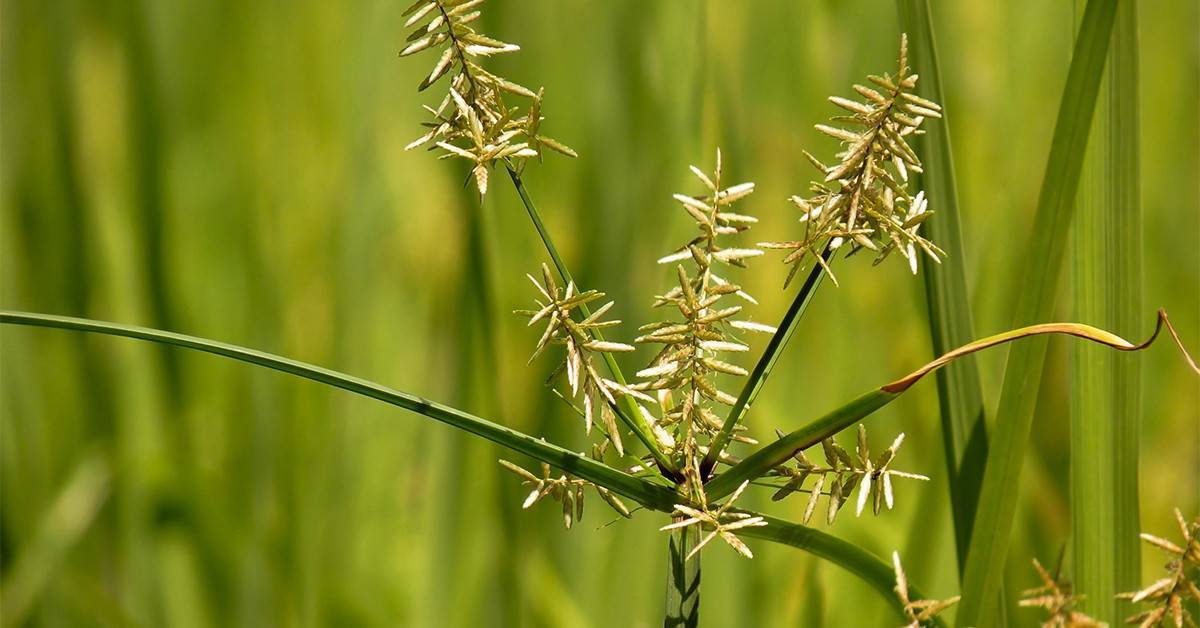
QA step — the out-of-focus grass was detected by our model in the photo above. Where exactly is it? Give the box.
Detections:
[1,1,1196,626]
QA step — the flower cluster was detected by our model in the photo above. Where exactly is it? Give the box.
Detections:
[400,0,574,194]
[516,263,633,454]
[762,34,944,285]
[769,425,928,525]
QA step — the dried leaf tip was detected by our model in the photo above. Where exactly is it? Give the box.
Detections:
[398,0,575,195]
[762,33,945,286]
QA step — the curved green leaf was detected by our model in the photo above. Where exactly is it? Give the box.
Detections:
[708,312,1169,502]
[0,311,678,511]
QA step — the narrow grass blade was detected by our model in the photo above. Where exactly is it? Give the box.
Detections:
[0,456,111,628]
[505,166,676,476]
[738,513,946,627]
[707,311,1172,501]
[1069,0,1142,621]
[896,0,989,575]
[702,255,829,475]
[955,1,1121,624]
[664,526,701,628]
[0,311,678,511]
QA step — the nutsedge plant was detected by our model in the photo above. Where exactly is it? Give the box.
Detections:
[4,2,1199,626]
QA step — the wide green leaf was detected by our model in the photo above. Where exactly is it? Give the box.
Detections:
[956,0,1121,624]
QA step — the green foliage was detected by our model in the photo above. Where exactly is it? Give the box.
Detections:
[957,0,1121,624]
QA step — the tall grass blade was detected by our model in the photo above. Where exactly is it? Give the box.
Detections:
[895,0,989,576]
[0,311,678,511]
[663,527,701,628]
[1069,0,1142,621]
[955,0,1121,624]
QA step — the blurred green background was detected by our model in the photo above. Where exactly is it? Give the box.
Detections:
[1,0,1196,626]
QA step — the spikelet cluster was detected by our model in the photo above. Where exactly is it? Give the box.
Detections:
[399,0,575,194]
[498,446,632,530]
[516,263,633,455]
[769,425,928,525]
[660,480,766,560]
[1017,558,1101,627]
[1119,509,1200,627]
[893,551,960,627]
[631,151,774,473]
[761,34,944,286]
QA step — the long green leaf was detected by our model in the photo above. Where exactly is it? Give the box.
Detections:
[956,1,1121,624]
[3,311,961,616]
[1069,0,1142,621]
[738,513,946,627]
[505,166,676,476]
[0,311,678,511]
[895,0,989,576]
[702,254,829,475]
[709,312,1166,502]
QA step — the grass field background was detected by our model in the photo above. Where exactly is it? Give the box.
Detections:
[2,1,1197,625]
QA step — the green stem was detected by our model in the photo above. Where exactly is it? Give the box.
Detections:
[701,250,830,477]
[505,166,677,477]
[0,310,678,511]
[663,526,701,628]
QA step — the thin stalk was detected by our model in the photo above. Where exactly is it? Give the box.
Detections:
[663,526,701,628]
[505,166,677,476]
[1069,0,1142,621]
[701,251,830,477]
[0,311,679,511]
[956,0,1121,624]
[896,0,989,576]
